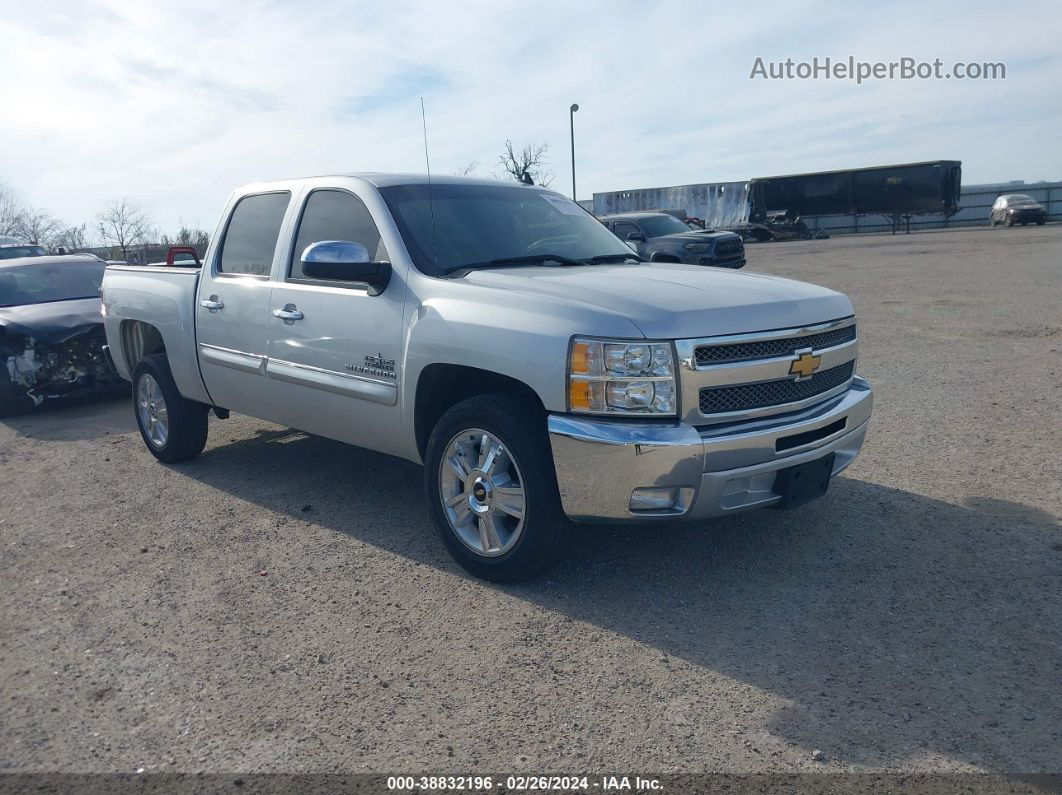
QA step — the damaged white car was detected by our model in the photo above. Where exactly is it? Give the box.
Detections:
[0,254,121,416]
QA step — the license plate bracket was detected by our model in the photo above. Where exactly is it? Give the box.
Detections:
[773,453,836,509]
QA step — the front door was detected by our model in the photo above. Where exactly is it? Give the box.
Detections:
[264,187,407,458]
[612,220,646,257]
[196,190,292,422]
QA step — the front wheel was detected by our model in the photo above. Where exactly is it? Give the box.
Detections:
[132,354,209,463]
[424,394,569,581]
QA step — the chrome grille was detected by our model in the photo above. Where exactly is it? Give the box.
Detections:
[699,361,855,415]
[695,324,856,366]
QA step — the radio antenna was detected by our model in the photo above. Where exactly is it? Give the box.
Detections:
[420,97,439,272]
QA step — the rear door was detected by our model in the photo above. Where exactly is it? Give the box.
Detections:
[195,190,292,421]
[264,185,407,456]
[612,220,645,257]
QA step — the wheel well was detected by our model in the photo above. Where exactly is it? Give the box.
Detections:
[120,320,166,371]
[650,253,681,262]
[414,364,543,458]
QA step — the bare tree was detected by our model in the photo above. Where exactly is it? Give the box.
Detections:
[96,199,153,260]
[52,223,92,252]
[497,140,554,187]
[453,161,480,177]
[161,223,210,255]
[0,182,26,238]
[13,207,63,246]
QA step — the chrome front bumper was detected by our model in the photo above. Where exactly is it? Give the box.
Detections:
[547,377,872,523]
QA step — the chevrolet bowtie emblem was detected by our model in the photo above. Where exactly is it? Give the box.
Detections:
[789,350,822,379]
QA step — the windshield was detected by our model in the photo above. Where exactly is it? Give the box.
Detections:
[0,261,106,307]
[638,214,694,238]
[379,183,637,275]
[1006,195,1038,207]
[0,245,48,260]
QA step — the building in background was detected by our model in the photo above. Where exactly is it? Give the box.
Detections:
[591,180,751,228]
[591,167,1060,237]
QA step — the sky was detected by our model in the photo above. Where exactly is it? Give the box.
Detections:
[1,0,1060,236]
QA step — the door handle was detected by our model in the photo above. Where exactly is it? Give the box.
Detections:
[200,296,224,311]
[271,304,304,323]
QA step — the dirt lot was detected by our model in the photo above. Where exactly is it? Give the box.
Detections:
[1,225,1059,777]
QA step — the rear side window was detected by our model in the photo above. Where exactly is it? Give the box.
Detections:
[218,192,290,276]
[289,189,388,280]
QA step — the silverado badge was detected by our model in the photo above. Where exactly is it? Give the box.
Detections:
[789,350,822,380]
[345,353,397,380]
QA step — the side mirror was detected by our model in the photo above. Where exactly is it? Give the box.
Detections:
[301,240,391,293]
[626,232,647,243]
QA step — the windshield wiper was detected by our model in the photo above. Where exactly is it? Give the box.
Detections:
[443,254,586,275]
[582,253,645,264]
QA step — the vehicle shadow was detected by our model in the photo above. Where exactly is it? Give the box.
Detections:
[177,426,1061,773]
[0,389,131,441]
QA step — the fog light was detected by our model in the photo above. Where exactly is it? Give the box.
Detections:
[629,487,678,512]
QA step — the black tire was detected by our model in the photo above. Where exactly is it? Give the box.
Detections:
[1036,219,1046,225]
[132,353,209,463]
[424,393,569,582]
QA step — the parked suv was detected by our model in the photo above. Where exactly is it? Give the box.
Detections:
[990,194,1047,227]
[599,212,745,268]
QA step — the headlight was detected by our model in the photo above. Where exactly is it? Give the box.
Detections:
[683,242,711,253]
[568,337,677,416]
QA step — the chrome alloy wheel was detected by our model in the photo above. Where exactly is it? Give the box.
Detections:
[439,428,526,557]
[137,373,169,448]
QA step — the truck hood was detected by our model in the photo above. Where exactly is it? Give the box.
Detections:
[654,230,736,243]
[461,263,852,339]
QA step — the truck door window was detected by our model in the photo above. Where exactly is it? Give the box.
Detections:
[289,189,389,281]
[613,221,640,239]
[218,192,291,276]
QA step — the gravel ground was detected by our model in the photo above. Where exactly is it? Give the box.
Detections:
[1,225,1059,777]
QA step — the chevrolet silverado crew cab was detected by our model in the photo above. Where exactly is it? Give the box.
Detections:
[102,174,872,581]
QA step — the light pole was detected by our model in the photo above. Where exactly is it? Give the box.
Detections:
[569,103,579,201]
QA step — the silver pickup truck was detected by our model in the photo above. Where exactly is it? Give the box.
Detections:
[102,174,872,581]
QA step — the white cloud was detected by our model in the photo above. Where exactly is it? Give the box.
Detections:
[0,0,1059,234]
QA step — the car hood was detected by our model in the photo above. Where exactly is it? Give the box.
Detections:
[0,297,103,343]
[690,229,737,238]
[461,263,853,339]
[652,231,734,244]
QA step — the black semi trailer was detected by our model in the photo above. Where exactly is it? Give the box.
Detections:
[748,160,962,231]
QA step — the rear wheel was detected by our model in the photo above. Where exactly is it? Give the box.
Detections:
[132,354,209,463]
[425,394,569,581]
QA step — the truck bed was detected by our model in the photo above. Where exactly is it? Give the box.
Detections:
[101,264,212,405]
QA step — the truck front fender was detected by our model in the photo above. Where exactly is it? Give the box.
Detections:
[397,291,642,462]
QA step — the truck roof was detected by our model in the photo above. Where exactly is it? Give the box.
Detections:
[597,212,674,221]
[239,173,551,192]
